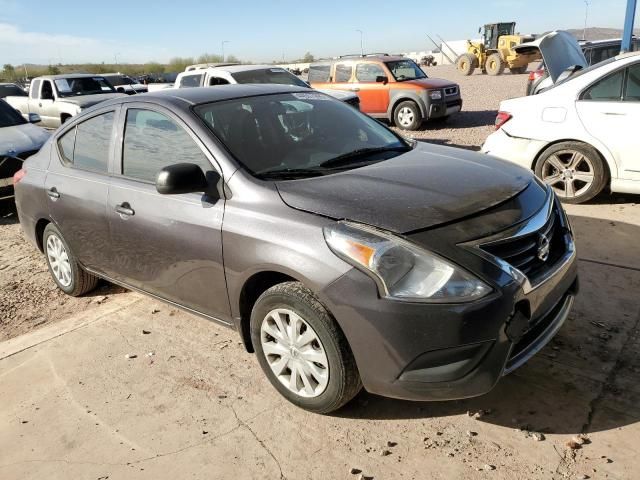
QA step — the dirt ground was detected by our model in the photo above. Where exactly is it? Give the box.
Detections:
[1,67,639,480]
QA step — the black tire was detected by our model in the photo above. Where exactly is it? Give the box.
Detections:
[456,54,476,76]
[535,142,607,204]
[250,281,362,414]
[393,100,422,131]
[42,223,99,296]
[485,53,505,76]
[510,66,528,75]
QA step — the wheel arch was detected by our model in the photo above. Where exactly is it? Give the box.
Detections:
[387,91,427,120]
[532,138,613,185]
[34,218,51,253]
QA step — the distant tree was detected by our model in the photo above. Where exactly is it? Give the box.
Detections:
[47,65,60,75]
[197,53,223,64]
[144,62,164,74]
[302,52,314,63]
[226,54,239,64]
[167,56,195,72]
[2,64,15,81]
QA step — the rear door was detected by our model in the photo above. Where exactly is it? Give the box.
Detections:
[106,103,230,321]
[576,62,640,180]
[44,106,116,271]
[351,62,390,114]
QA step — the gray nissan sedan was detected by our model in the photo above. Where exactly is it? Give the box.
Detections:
[14,85,578,413]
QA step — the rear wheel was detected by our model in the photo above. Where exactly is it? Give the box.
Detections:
[485,53,505,76]
[43,223,99,296]
[535,142,607,204]
[456,54,476,76]
[250,282,362,414]
[393,100,422,131]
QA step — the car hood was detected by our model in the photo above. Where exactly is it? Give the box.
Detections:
[402,77,458,89]
[276,143,533,234]
[317,88,358,101]
[515,30,587,82]
[0,123,50,156]
[59,93,126,108]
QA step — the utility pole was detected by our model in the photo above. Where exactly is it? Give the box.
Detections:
[583,1,590,40]
[621,0,637,52]
[221,40,230,62]
[356,29,364,56]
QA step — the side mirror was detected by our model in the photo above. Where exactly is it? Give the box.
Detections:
[375,75,388,84]
[28,113,41,123]
[156,163,214,195]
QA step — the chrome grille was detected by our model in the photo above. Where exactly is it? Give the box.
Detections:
[480,204,566,279]
[444,86,458,96]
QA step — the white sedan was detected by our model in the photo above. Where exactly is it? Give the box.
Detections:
[483,51,640,203]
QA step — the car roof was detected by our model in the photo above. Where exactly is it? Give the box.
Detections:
[34,73,109,80]
[182,64,290,75]
[312,55,407,64]
[98,84,311,108]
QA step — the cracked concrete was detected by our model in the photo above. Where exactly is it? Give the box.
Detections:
[1,198,639,479]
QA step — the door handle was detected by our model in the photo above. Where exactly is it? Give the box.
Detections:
[46,187,60,199]
[39,103,42,108]
[115,202,135,217]
[349,87,360,92]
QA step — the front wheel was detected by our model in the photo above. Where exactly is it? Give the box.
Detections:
[485,53,505,76]
[393,101,422,131]
[250,282,362,414]
[535,142,607,204]
[43,223,99,296]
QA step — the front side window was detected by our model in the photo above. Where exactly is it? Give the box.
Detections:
[178,74,203,88]
[54,77,115,97]
[307,65,331,83]
[41,81,54,100]
[582,70,624,101]
[122,109,212,183]
[624,63,640,101]
[385,60,427,81]
[194,92,408,180]
[334,64,353,83]
[57,111,114,172]
[355,63,386,82]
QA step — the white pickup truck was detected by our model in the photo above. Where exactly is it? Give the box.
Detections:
[169,64,360,108]
[4,74,126,128]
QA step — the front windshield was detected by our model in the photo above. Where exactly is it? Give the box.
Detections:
[386,60,427,81]
[54,77,116,97]
[231,68,309,88]
[0,99,26,128]
[194,92,408,179]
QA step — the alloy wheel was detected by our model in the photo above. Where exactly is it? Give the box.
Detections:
[397,107,415,127]
[46,234,72,287]
[260,308,329,398]
[541,150,595,199]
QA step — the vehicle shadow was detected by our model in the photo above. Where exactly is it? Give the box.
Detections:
[425,109,498,130]
[0,200,19,225]
[335,215,640,436]
[417,138,479,151]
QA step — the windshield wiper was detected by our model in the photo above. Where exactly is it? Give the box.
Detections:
[257,167,327,180]
[319,146,410,169]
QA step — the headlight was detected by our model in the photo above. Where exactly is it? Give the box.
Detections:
[324,222,491,303]
[429,90,442,100]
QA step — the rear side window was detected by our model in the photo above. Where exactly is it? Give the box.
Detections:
[582,70,624,101]
[308,65,331,82]
[335,64,352,83]
[355,63,386,82]
[57,111,114,172]
[30,80,41,99]
[122,109,212,183]
[178,73,203,88]
[209,76,230,86]
[624,63,640,101]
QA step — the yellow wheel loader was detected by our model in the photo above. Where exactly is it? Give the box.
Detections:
[456,22,541,76]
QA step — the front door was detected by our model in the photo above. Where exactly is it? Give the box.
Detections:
[351,62,390,114]
[44,108,116,271]
[38,80,57,128]
[107,104,230,321]
[576,62,640,181]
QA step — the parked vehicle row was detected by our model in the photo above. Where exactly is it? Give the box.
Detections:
[14,85,577,413]
[484,32,640,203]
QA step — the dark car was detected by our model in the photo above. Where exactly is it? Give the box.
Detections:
[0,83,28,99]
[14,85,578,413]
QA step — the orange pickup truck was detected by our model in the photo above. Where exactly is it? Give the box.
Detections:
[309,54,462,130]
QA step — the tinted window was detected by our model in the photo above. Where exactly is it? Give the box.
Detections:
[583,70,624,100]
[122,109,212,183]
[178,74,203,88]
[0,84,27,98]
[355,63,386,82]
[308,65,331,82]
[31,80,41,99]
[335,64,352,83]
[209,76,230,86]
[73,112,114,171]
[624,63,640,101]
[41,80,54,100]
[231,68,308,87]
[0,99,27,127]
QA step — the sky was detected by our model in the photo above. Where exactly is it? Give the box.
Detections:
[0,0,638,65]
